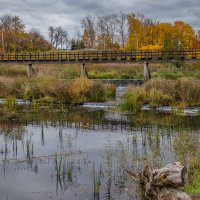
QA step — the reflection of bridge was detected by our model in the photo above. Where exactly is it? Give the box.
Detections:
[27,120,174,133]
[0,49,200,79]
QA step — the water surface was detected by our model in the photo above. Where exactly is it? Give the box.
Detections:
[0,108,199,200]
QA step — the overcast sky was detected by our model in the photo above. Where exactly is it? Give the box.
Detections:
[0,0,200,37]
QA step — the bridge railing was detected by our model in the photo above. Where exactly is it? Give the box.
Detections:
[0,49,200,62]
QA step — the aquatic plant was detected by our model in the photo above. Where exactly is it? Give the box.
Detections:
[54,153,63,177]
[173,131,200,195]
[92,162,103,200]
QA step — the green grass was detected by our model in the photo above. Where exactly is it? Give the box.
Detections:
[173,131,200,195]
[185,173,200,194]
[88,70,143,79]
[0,62,200,80]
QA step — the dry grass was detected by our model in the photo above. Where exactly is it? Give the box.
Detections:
[0,76,115,104]
[0,62,200,80]
[122,77,200,110]
[144,78,200,106]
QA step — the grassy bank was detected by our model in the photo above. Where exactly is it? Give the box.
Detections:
[173,131,200,196]
[121,77,200,112]
[88,62,200,80]
[0,76,116,104]
[1,62,200,80]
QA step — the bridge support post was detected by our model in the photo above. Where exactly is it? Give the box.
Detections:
[80,63,88,78]
[144,62,151,81]
[26,63,34,77]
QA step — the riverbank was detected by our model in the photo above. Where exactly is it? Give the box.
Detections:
[0,77,116,104]
[121,77,200,112]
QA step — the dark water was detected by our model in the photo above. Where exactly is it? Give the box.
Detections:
[0,108,199,200]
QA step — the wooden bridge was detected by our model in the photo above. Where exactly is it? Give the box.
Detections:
[0,49,200,80]
[0,49,200,63]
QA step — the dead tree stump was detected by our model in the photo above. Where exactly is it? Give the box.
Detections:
[139,162,192,200]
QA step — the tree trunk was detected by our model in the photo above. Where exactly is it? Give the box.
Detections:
[139,162,192,200]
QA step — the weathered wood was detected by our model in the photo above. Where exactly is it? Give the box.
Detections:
[0,49,200,64]
[139,162,191,200]
[152,162,187,187]
[158,187,192,200]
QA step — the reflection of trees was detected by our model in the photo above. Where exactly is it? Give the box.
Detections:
[0,109,199,135]
[128,112,200,131]
[0,122,26,140]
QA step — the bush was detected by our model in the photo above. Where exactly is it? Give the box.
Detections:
[105,84,116,99]
[121,77,200,110]
[0,76,114,104]
[176,77,200,106]
[148,89,172,107]
[86,82,106,102]
[121,87,147,112]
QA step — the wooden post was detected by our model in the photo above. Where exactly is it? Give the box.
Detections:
[27,63,33,77]
[80,63,88,78]
[144,62,151,81]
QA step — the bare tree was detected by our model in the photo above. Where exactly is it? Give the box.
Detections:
[48,26,55,47]
[96,14,119,49]
[81,16,96,48]
[48,26,69,49]
[116,12,128,48]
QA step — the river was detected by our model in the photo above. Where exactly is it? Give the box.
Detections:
[0,107,199,200]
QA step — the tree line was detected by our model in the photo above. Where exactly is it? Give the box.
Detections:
[0,13,200,53]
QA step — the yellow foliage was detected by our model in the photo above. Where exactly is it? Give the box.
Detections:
[139,45,163,51]
[125,14,196,50]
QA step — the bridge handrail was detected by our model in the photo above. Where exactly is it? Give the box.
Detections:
[0,49,200,62]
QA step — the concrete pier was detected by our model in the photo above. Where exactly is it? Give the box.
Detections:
[26,63,34,77]
[80,63,88,78]
[144,62,151,81]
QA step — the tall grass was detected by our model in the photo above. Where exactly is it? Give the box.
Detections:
[0,76,116,104]
[173,131,200,195]
[121,77,200,111]
[0,62,200,80]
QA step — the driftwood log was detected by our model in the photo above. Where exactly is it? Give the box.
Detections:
[139,162,192,200]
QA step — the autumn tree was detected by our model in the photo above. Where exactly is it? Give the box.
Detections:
[0,14,52,53]
[126,13,143,50]
[27,28,51,51]
[0,14,25,52]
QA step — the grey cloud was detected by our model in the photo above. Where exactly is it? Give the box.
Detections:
[0,0,199,36]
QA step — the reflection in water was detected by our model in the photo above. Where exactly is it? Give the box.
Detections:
[0,108,199,200]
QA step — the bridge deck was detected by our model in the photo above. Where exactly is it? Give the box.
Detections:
[0,49,200,64]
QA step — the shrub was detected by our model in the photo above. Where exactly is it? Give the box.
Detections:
[86,81,106,102]
[121,87,147,112]
[67,78,93,103]
[105,84,116,99]
[121,77,200,110]
[176,77,200,106]
[148,89,172,107]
